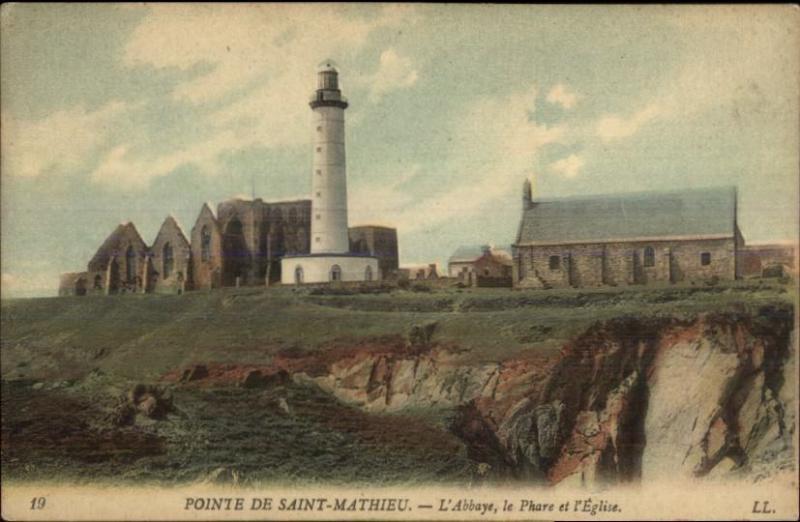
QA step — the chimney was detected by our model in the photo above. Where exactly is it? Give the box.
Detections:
[522,178,533,210]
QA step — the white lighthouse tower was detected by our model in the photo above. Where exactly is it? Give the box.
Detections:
[281,61,378,284]
[310,61,350,254]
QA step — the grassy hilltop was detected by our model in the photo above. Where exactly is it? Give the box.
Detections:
[1,280,796,486]
[1,280,795,383]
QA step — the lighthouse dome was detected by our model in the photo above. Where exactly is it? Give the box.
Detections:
[317,59,339,73]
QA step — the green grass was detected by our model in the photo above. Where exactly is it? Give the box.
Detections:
[1,279,794,381]
[1,279,795,485]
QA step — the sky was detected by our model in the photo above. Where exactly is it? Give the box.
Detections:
[1,4,798,297]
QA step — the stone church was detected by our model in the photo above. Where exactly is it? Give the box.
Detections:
[512,183,744,288]
[58,197,398,296]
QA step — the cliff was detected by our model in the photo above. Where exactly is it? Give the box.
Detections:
[1,283,796,486]
[289,307,796,486]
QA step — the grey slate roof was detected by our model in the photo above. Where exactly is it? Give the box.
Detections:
[517,186,737,245]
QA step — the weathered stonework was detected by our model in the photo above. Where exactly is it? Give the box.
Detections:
[150,216,191,294]
[348,226,399,279]
[513,186,744,289]
[514,238,739,289]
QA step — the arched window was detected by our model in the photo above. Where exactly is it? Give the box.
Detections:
[330,264,342,282]
[126,246,136,282]
[94,274,103,289]
[365,265,373,281]
[295,265,304,284]
[163,243,174,279]
[201,226,211,262]
[643,246,655,267]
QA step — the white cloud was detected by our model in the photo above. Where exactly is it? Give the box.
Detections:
[101,4,417,190]
[1,102,127,178]
[365,49,419,102]
[595,103,663,142]
[349,85,567,233]
[90,130,242,189]
[546,84,578,109]
[1,271,57,298]
[550,154,585,178]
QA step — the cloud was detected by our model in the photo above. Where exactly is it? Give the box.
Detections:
[1,271,57,298]
[595,103,663,142]
[365,49,419,102]
[349,85,567,233]
[546,84,578,110]
[100,4,417,190]
[550,154,585,178]
[1,101,127,178]
[90,130,243,189]
[123,4,410,104]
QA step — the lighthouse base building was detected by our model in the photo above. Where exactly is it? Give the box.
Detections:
[281,254,379,285]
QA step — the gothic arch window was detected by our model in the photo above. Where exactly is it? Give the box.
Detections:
[365,265,373,281]
[330,264,342,282]
[126,246,136,282]
[643,246,655,268]
[201,226,211,262]
[163,243,174,279]
[295,265,304,285]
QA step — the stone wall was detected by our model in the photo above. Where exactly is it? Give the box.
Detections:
[150,217,191,294]
[349,226,399,278]
[190,204,223,290]
[514,237,737,288]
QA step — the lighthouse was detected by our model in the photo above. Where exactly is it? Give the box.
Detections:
[281,61,379,284]
[310,61,350,254]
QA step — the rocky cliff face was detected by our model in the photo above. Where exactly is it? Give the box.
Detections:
[291,306,795,486]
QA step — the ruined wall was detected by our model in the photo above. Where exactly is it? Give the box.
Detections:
[190,205,223,290]
[58,272,89,296]
[150,217,192,294]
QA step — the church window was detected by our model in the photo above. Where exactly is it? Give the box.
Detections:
[201,226,211,262]
[330,264,342,282]
[643,246,655,267]
[701,252,711,266]
[163,243,174,279]
[549,255,560,270]
[365,265,373,281]
[94,274,103,289]
[126,246,136,282]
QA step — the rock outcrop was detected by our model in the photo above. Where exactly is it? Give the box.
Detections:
[290,306,795,487]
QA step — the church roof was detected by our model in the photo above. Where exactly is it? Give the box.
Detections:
[516,186,737,246]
